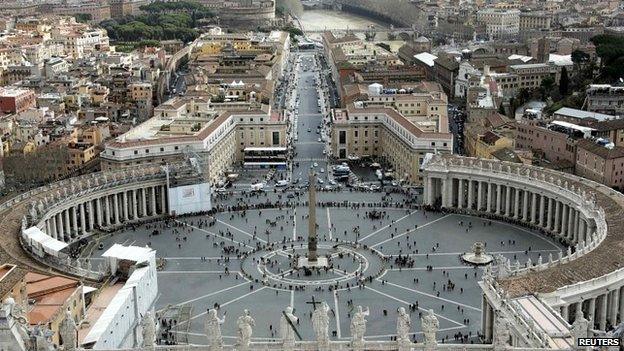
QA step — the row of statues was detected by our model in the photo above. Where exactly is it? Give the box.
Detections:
[204,303,439,351]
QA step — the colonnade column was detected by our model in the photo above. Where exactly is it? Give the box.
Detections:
[486,183,493,212]
[599,293,608,330]
[141,188,148,217]
[467,180,474,210]
[96,198,102,227]
[561,204,568,238]
[161,185,167,214]
[547,198,554,230]
[504,186,511,216]
[573,210,580,243]
[56,212,64,241]
[567,207,575,241]
[64,210,71,241]
[588,297,596,323]
[619,287,624,325]
[88,200,94,231]
[50,216,57,240]
[514,188,521,219]
[457,179,464,209]
[530,192,537,223]
[477,181,483,210]
[80,203,87,235]
[610,290,619,327]
[496,184,502,215]
[561,305,569,323]
[71,207,78,238]
[539,195,546,227]
[426,177,433,205]
[113,193,120,224]
[122,191,129,221]
[522,190,529,220]
[554,201,561,233]
[151,187,157,216]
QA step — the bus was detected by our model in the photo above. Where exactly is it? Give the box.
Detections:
[243,147,288,169]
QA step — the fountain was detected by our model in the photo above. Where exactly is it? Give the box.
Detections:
[461,242,494,265]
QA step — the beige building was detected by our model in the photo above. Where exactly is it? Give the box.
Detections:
[331,104,453,185]
[576,139,624,189]
[476,8,520,39]
[473,131,515,159]
[101,97,287,183]
[519,12,551,31]
[360,83,449,133]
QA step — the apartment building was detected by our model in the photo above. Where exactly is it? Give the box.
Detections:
[360,83,449,133]
[576,139,624,189]
[476,9,520,39]
[331,103,453,185]
[0,88,36,114]
[519,12,551,31]
[586,84,624,116]
[515,119,578,171]
[101,97,287,183]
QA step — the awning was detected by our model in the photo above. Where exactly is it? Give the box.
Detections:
[23,226,68,257]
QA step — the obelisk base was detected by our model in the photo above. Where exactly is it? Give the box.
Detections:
[297,256,328,268]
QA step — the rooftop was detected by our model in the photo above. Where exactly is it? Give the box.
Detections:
[554,107,617,122]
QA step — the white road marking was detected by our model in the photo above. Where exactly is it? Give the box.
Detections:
[379,280,481,312]
[364,286,465,327]
[327,208,332,240]
[292,208,297,241]
[371,215,450,248]
[290,290,294,308]
[387,249,560,257]
[333,290,341,338]
[175,220,255,249]
[186,287,268,323]
[358,211,418,242]
[214,218,268,244]
[157,281,249,312]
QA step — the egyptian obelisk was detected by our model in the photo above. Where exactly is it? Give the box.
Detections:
[308,171,318,263]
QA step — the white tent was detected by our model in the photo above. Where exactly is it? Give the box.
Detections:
[22,226,68,257]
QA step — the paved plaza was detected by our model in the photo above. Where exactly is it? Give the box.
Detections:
[90,190,563,346]
[87,52,563,346]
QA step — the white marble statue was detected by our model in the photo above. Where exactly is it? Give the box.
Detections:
[570,309,590,341]
[421,309,439,346]
[312,301,330,346]
[236,309,255,350]
[396,307,411,343]
[280,306,299,349]
[59,308,77,351]
[140,311,156,347]
[350,305,370,343]
[205,309,226,351]
[493,316,510,350]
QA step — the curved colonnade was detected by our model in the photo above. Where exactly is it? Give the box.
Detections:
[422,154,624,338]
[1,165,185,281]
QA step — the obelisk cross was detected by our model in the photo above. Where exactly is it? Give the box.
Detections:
[308,171,318,263]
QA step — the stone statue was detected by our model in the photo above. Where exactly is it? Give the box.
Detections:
[59,308,77,351]
[37,201,44,216]
[75,259,82,270]
[236,309,255,350]
[140,311,156,347]
[570,309,590,342]
[21,216,27,231]
[549,253,553,264]
[29,204,37,220]
[350,306,369,345]
[280,306,299,349]
[421,309,439,347]
[312,301,330,347]
[205,309,225,351]
[493,316,510,350]
[396,307,411,344]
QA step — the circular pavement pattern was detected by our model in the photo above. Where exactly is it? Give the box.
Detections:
[89,191,563,346]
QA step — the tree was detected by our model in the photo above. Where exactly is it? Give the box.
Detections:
[559,66,570,96]
[540,76,556,99]
[571,50,590,66]
[497,103,506,116]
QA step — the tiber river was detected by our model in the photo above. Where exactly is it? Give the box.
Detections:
[298,9,405,51]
